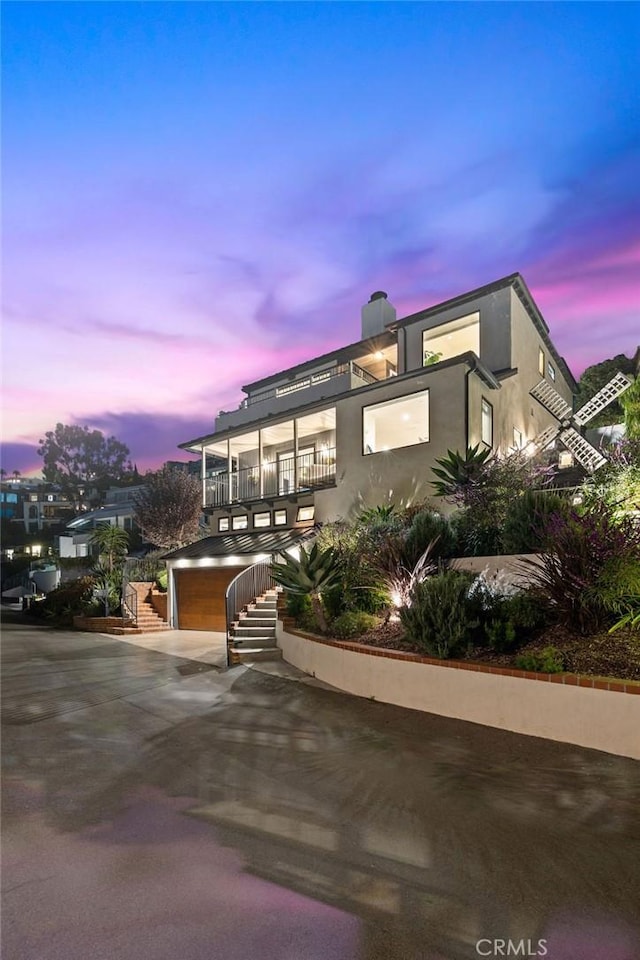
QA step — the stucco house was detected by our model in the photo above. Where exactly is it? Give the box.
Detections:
[165,273,577,632]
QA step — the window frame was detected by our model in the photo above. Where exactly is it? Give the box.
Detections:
[481,397,493,448]
[547,361,556,382]
[362,388,430,456]
[218,516,230,533]
[253,511,271,529]
[273,509,287,526]
[538,348,545,377]
[231,515,248,531]
[296,505,315,523]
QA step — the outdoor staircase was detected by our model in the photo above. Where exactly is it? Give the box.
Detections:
[229,588,282,665]
[134,595,170,632]
[111,582,170,635]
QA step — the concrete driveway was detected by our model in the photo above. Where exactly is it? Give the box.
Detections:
[2,612,640,960]
[104,627,228,669]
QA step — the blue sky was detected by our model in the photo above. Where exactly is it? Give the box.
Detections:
[2,2,639,473]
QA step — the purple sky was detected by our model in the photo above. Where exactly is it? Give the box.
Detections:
[2,3,639,476]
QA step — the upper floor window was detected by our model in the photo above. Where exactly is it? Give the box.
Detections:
[423,312,479,366]
[363,390,429,455]
[253,511,271,528]
[548,362,556,382]
[274,509,287,526]
[232,515,248,531]
[513,427,523,450]
[481,398,493,447]
[538,348,545,377]
[218,517,230,532]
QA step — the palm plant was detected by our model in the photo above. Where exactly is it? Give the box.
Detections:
[90,524,129,574]
[271,542,341,633]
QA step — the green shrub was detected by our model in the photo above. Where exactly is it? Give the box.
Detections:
[331,611,380,639]
[155,570,168,592]
[484,619,517,652]
[403,510,456,566]
[399,570,478,659]
[515,646,565,674]
[283,593,320,632]
[317,521,389,618]
[285,592,312,619]
[29,576,97,625]
[450,509,502,557]
[479,590,550,651]
[322,583,388,619]
[501,490,569,554]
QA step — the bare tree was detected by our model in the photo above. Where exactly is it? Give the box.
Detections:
[133,467,202,550]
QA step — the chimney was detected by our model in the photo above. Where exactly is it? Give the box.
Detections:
[361,290,396,339]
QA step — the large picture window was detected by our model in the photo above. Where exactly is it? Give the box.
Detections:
[363,390,429,455]
[423,312,479,365]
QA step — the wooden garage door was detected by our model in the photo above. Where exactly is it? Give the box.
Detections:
[174,567,245,631]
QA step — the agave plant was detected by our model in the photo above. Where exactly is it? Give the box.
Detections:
[357,504,396,524]
[271,542,341,633]
[431,445,493,498]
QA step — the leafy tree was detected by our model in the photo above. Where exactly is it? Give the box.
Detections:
[133,467,202,550]
[576,354,635,427]
[37,424,132,499]
[90,524,129,573]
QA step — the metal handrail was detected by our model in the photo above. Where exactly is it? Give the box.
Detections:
[237,360,379,409]
[205,446,336,508]
[225,560,276,665]
[121,581,137,625]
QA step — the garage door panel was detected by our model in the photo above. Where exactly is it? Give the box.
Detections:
[175,567,244,631]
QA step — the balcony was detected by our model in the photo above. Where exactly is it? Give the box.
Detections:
[216,361,379,430]
[205,447,336,508]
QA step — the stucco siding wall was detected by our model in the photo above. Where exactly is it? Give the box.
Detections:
[403,287,512,373]
[277,628,640,759]
[314,364,467,521]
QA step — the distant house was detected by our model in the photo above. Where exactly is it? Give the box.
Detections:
[166,272,577,631]
[58,485,146,558]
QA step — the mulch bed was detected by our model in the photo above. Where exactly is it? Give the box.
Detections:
[326,621,640,682]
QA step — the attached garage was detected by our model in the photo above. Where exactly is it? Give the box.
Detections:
[164,528,317,633]
[173,567,244,631]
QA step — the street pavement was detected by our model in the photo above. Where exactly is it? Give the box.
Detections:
[2,612,640,960]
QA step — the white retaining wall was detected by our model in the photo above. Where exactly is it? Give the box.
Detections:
[277,626,640,760]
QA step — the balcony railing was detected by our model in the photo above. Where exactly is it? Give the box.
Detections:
[205,447,336,508]
[240,361,377,410]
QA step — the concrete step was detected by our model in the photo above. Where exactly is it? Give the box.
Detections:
[230,647,283,664]
[238,616,276,628]
[252,601,277,611]
[243,608,277,619]
[233,626,277,639]
[231,635,277,648]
